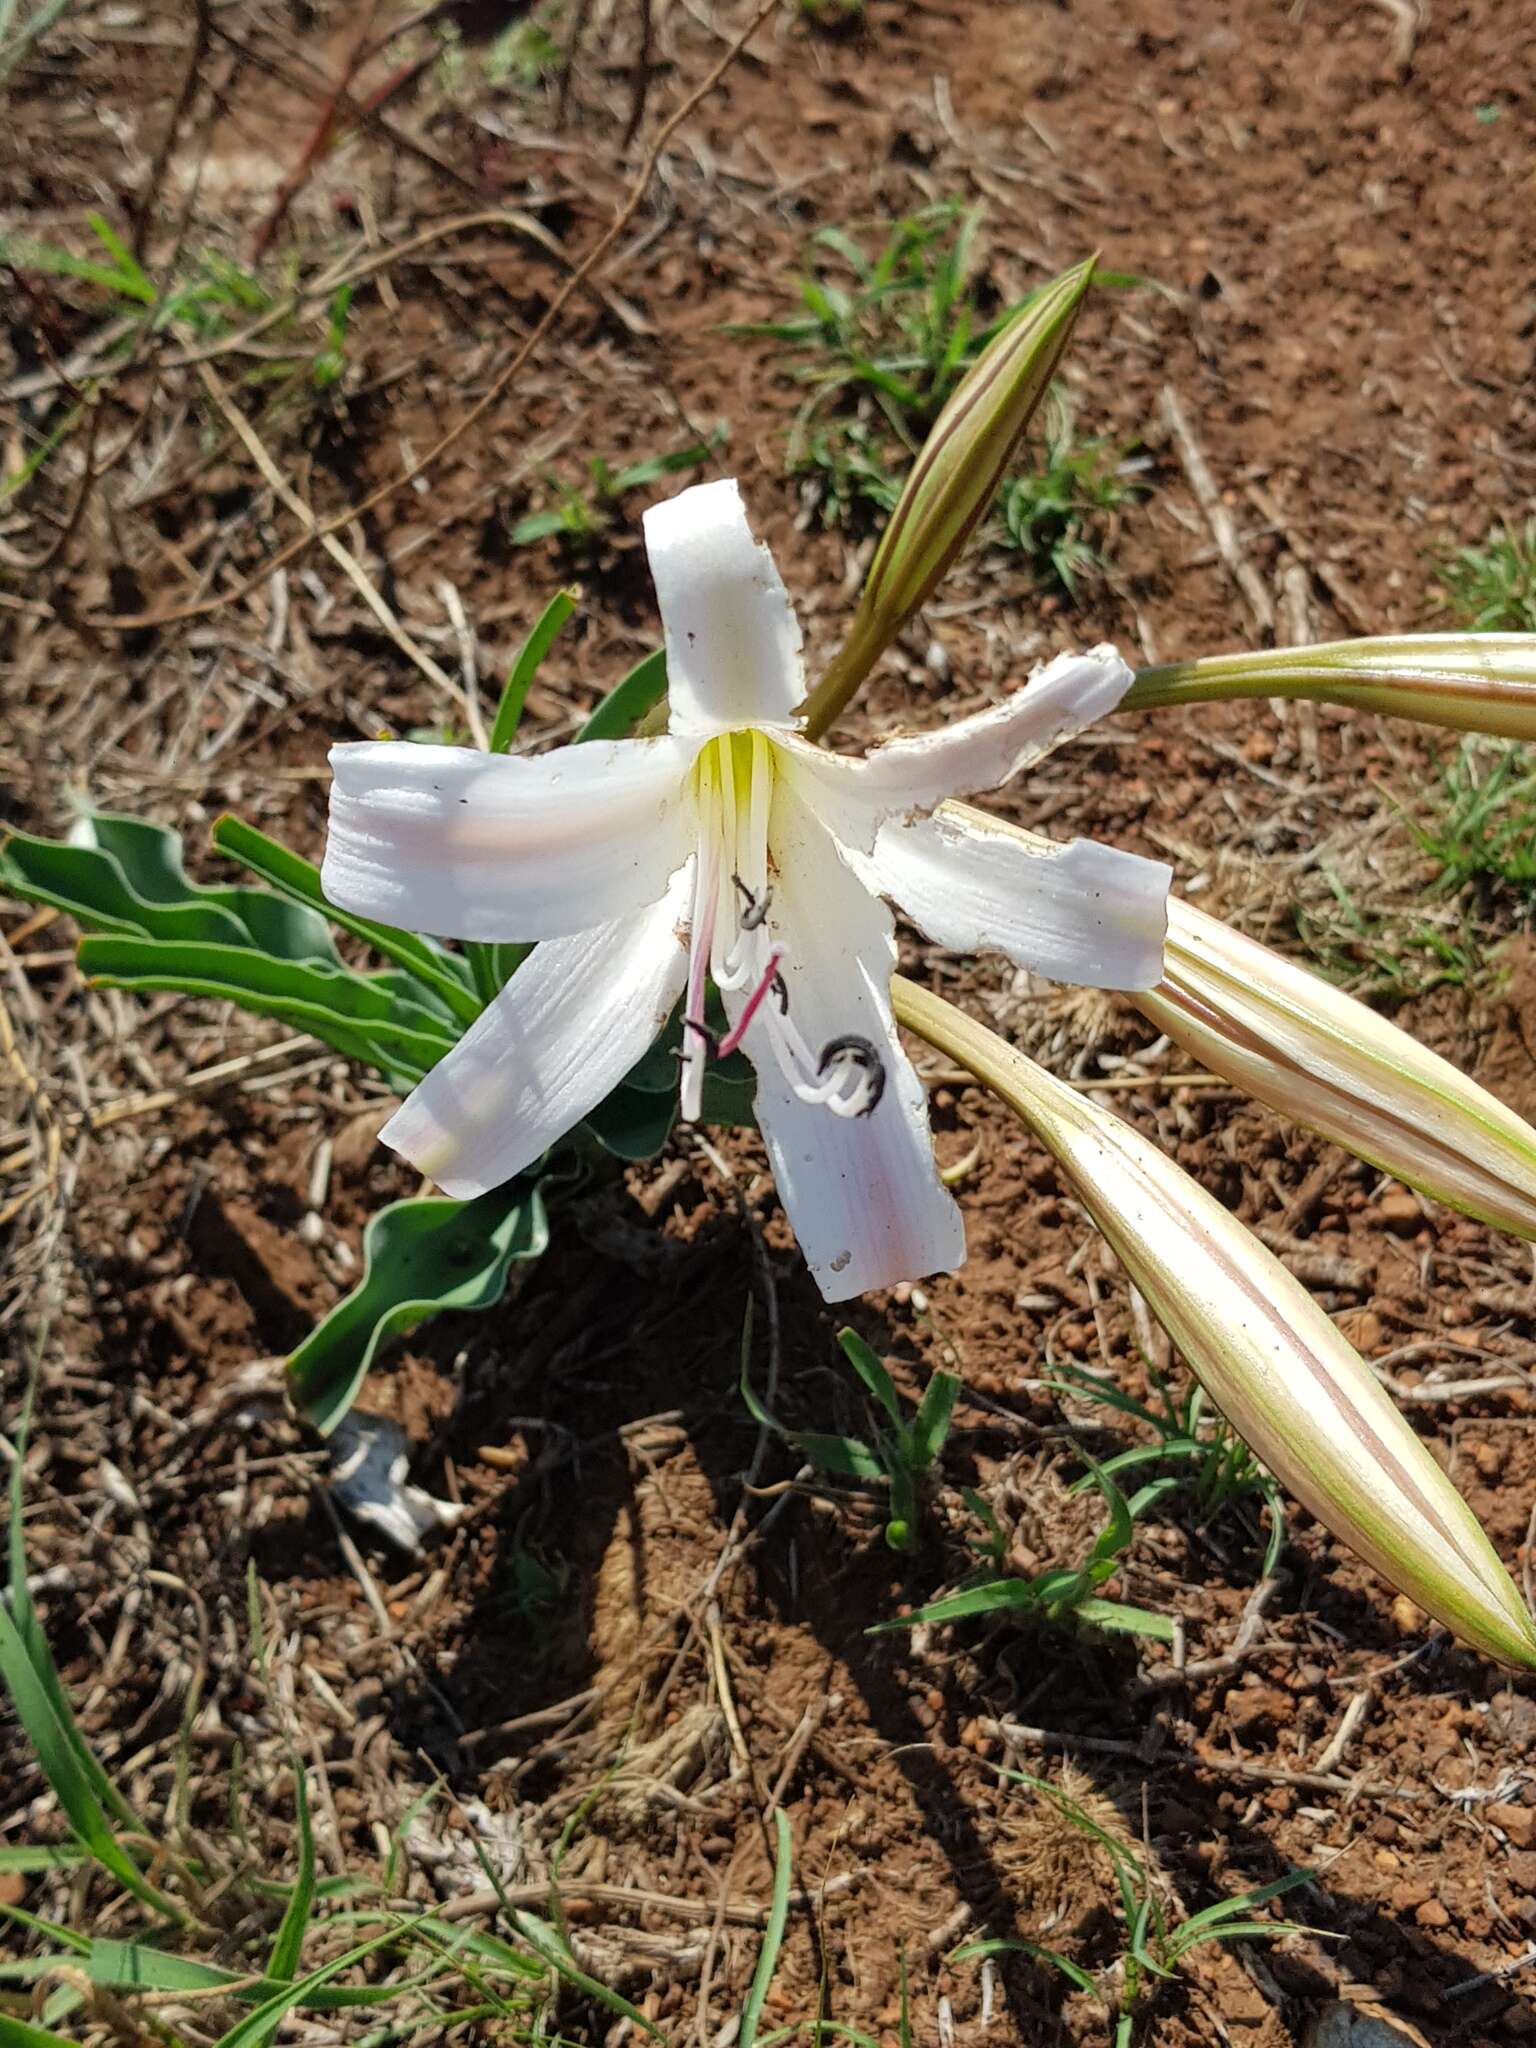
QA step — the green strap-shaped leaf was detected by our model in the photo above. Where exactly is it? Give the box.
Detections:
[576,648,668,742]
[287,1183,549,1433]
[0,2014,85,2048]
[0,1599,183,1922]
[78,935,455,1085]
[6,1391,145,1839]
[0,813,342,963]
[581,1084,678,1163]
[266,1764,315,1981]
[211,815,480,1027]
[489,588,579,753]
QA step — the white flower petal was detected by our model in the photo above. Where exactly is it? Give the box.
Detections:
[324,736,696,941]
[643,478,807,738]
[728,780,964,1302]
[381,867,692,1196]
[869,803,1171,991]
[779,645,1132,852]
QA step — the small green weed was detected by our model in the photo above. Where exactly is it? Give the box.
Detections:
[481,6,562,85]
[995,392,1142,594]
[1434,518,1536,633]
[508,438,723,555]
[0,1400,810,2046]
[0,218,359,496]
[797,0,864,29]
[744,1325,959,1553]
[874,1458,1174,1643]
[1415,738,1536,900]
[1050,1362,1287,1575]
[956,1768,1309,2043]
[1295,865,1481,999]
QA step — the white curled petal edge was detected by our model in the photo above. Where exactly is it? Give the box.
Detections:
[323,736,697,942]
[869,803,1171,992]
[727,774,965,1303]
[643,478,807,739]
[779,644,1133,854]
[381,864,693,1197]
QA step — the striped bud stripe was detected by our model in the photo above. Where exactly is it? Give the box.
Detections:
[1138,899,1536,1241]
[1123,634,1536,740]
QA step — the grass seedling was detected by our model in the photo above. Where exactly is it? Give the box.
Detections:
[1415,737,1536,901]
[872,1459,1174,1642]
[742,1326,959,1552]
[508,438,723,553]
[0,220,359,498]
[1295,864,1481,998]
[994,392,1143,594]
[955,1768,1309,2043]
[1435,518,1536,633]
[0,1425,642,2043]
[481,6,561,84]
[1050,1362,1287,1576]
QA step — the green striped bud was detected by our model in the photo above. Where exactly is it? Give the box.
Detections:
[1138,900,1536,1241]
[892,975,1536,1668]
[1123,634,1536,740]
[801,257,1096,740]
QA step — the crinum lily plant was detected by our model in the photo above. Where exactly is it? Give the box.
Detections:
[322,476,1168,1301]
[317,258,1536,1671]
[8,259,1535,1666]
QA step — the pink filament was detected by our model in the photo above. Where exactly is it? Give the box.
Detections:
[716,947,785,1058]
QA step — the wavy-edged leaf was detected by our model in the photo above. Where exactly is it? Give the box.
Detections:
[78,935,454,1085]
[2,813,342,962]
[0,823,335,962]
[212,815,479,1027]
[287,1183,548,1433]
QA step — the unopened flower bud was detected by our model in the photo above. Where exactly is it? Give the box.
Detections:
[803,257,1097,738]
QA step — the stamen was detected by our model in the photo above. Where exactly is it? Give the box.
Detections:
[682,729,887,1127]
[815,1034,887,1118]
[716,947,785,1058]
[732,872,774,931]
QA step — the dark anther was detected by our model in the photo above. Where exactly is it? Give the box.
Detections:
[673,1017,718,1060]
[731,872,774,931]
[816,1033,886,1116]
[770,970,790,1014]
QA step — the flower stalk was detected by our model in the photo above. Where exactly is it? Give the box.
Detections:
[1122,634,1536,740]
[801,257,1097,740]
[891,974,1536,1668]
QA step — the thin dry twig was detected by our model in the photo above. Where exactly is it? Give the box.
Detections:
[1159,384,1275,636]
[196,361,471,714]
[91,0,781,633]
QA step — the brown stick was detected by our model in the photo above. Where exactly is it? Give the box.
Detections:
[252,0,384,261]
[1159,384,1274,637]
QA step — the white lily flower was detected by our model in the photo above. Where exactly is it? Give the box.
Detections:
[321,478,1170,1301]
